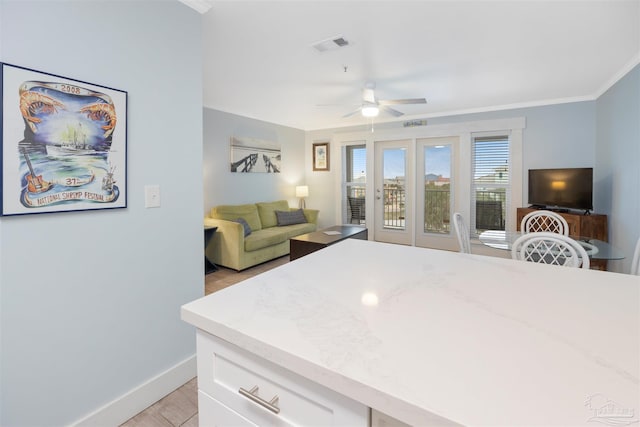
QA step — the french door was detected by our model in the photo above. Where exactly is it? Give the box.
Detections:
[415,136,460,251]
[373,136,460,250]
[374,139,414,246]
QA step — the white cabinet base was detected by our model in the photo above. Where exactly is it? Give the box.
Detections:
[196,330,369,426]
[198,390,257,427]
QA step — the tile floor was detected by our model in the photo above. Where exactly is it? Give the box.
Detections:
[119,256,289,426]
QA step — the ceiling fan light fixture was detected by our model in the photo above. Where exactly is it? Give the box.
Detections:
[362,105,379,117]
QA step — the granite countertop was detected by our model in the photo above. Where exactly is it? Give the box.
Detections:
[182,239,639,426]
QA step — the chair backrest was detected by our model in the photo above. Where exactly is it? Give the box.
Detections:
[347,197,365,223]
[453,212,471,254]
[511,232,590,269]
[521,210,570,236]
[631,237,640,275]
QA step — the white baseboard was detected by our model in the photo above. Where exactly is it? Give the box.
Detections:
[70,354,197,427]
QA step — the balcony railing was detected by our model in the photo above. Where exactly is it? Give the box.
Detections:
[424,188,450,233]
[345,186,506,232]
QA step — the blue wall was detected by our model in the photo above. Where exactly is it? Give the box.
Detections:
[305,101,599,229]
[426,102,597,170]
[596,64,640,273]
[0,1,203,424]
[203,108,306,214]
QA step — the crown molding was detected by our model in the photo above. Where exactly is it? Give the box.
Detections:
[594,53,640,98]
[178,0,214,14]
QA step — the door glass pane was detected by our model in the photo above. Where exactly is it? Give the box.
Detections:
[382,148,406,230]
[346,145,366,224]
[423,145,451,233]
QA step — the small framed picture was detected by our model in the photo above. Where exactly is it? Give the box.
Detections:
[312,142,329,171]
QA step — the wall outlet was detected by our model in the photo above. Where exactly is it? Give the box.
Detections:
[145,185,161,208]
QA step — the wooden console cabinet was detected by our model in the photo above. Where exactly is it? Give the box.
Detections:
[516,207,608,269]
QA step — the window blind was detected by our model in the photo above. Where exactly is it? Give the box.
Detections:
[471,136,510,234]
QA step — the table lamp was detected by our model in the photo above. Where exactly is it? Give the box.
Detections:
[295,185,309,209]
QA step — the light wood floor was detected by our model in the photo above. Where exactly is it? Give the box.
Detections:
[120,256,290,426]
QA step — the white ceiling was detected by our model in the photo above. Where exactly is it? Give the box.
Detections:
[200,1,639,131]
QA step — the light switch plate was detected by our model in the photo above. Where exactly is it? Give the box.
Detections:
[145,185,161,208]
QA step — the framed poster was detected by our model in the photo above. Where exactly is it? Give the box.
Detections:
[313,142,329,171]
[1,62,127,216]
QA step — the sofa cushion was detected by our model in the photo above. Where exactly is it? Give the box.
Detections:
[211,204,262,231]
[244,222,316,252]
[275,209,307,226]
[245,228,289,252]
[233,218,252,237]
[256,200,289,228]
[279,222,317,239]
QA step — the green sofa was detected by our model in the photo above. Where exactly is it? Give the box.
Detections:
[204,200,319,271]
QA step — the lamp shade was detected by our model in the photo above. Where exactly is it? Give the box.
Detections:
[295,185,309,198]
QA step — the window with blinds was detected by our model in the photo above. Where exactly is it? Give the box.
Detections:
[471,135,510,235]
[344,144,366,224]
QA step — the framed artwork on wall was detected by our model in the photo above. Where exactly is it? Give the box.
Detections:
[313,141,329,171]
[0,62,127,216]
[230,136,281,173]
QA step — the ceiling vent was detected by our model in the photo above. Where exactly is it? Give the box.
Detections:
[312,36,351,53]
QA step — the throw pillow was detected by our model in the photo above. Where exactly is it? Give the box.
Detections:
[275,209,307,226]
[233,217,252,237]
[256,200,289,228]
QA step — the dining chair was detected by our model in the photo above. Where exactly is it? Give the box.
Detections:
[631,237,640,275]
[453,212,471,254]
[512,232,590,269]
[520,210,570,235]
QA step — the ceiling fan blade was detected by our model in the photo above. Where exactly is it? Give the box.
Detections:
[378,98,427,105]
[362,88,376,104]
[343,107,363,118]
[381,105,404,117]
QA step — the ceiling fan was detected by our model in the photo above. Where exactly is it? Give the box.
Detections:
[342,81,427,119]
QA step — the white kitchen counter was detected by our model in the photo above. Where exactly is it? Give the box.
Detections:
[182,239,639,426]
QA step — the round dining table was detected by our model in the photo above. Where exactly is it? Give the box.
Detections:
[478,230,625,261]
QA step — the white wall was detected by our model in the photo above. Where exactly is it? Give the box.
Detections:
[595,64,640,274]
[0,1,204,425]
[203,108,306,214]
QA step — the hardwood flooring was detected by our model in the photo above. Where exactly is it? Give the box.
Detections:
[120,256,290,427]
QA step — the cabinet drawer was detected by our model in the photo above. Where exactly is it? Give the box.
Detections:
[198,390,258,427]
[196,330,368,426]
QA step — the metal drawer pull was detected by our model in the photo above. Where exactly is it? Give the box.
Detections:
[238,385,280,414]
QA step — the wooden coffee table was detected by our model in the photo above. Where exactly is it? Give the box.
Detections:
[289,225,368,261]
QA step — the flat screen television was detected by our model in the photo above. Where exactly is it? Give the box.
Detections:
[528,168,593,211]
